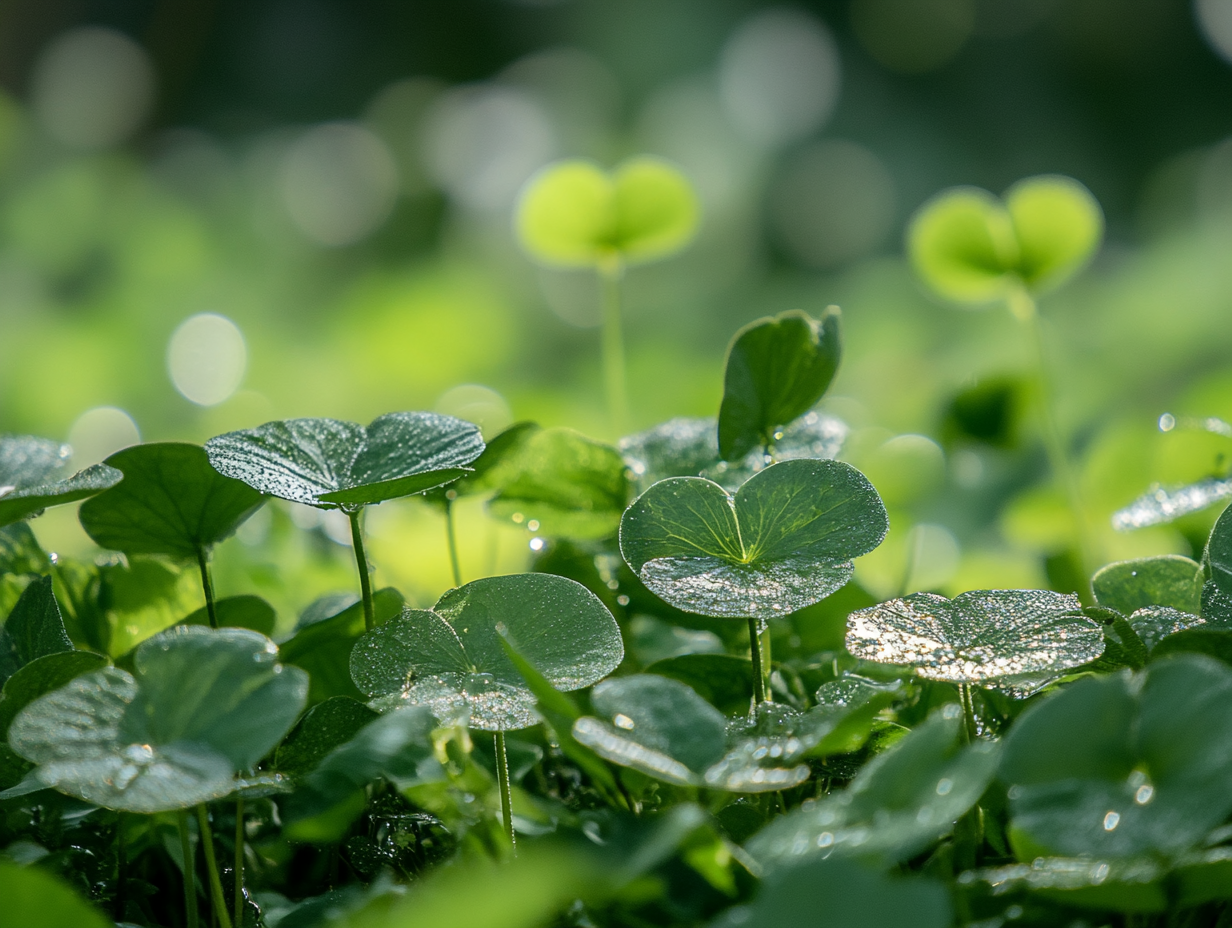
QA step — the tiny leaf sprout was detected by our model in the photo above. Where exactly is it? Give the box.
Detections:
[908,175,1104,597]
[515,157,700,430]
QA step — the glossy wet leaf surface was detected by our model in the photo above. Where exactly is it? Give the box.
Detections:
[1000,655,1232,858]
[7,626,307,811]
[748,711,1000,867]
[350,573,622,730]
[1112,477,1232,530]
[79,442,264,558]
[962,857,1167,915]
[717,309,841,461]
[1093,555,1203,616]
[846,589,1101,688]
[620,459,888,622]
[205,412,484,508]
[0,434,120,528]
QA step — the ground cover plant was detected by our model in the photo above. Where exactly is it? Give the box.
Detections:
[8,162,1232,928]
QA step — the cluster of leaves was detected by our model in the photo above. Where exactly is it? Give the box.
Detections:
[5,169,1232,928]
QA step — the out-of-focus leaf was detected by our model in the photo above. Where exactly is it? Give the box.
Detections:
[183,594,276,635]
[0,434,121,528]
[0,859,111,928]
[1112,478,1232,530]
[644,654,754,715]
[1005,174,1105,292]
[961,858,1167,914]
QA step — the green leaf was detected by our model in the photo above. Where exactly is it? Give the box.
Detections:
[183,594,276,635]
[572,674,727,786]
[7,626,307,812]
[79,442,264,559]
[0,859,111,928]
[747,710,1000,867]
[515,156,699,267]
[717,309,841,461]
[1005,174,1105,293]
[1129,607,1206,653]
[1208,502,1232,600]
[0,466,121,530]
[734,858,952,928]
[2,576,72,672]
[961,858,1166,914]
[275,695,378,778]
[620,459,888,622]
[205,412,484,509]
[1113,477,1232,530]
[846,590,1102,692]
[424,421,539,506]
[644,654,753,715]
[482,427,631,540]
[1092,555,1204,616]
[1000,655,1232,857]
[351,573,622,730]
[0,523,50,576]
[97,557,206,658]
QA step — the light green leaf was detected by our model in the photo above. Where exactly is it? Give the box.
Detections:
[1000,655,1232,858]
[1005,174,1105,293]
[205,412,484,509]
[620,459,888,622]
[7,626,307,812]
[515,157,699,267]
[846,589,1101,691]
[717,309,841,461]
[351,573,622,730]
[1093,555,1204,616]
[0,859,111,928]
[79,442,264,559]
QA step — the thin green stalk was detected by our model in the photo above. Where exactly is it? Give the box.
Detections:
[495,731,516,853]
[747,617,766,705]
[958,684,978,743]
[114,813,126,922]
[759,626,773,702]
[599,258,629,433]
[196,805,233,928]
[234,799,245,928]
[445,496,462,587]
[348,509,375,632]
[178,809,199,928]
[196,547,218,629]
[1008,287,1096,601]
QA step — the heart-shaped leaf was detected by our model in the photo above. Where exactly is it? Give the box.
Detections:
[205,412,484,509]
[1,576,72,678]
[7,626,307,812]
[78,442,264,559]
[908,175,1102,304]
[621,412,847,495]
[350,573,622,730]
[717,309,841,461]
[0,435,121,529]
[1113,477,1232,530]
[1093,556,1204,616]
[846,590,1102,691]
[516,156,699,268]
[1000,655,1232,858]
[747,710,1000,867]
[620,459,888,622]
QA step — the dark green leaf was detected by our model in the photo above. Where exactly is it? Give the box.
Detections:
[961,858,1166,914]
[620,459,888,622]
[0,435,120,528]
[0,465,121,529]
[1151,627,1232,664]
[275,696,378,777]
[717,309,841,461]
[846,590,1101,692]
[205,412,484,509]
[1129,606,1205,653]
[0,523,50,576]
[2,575,72,671]
[79,442,264,558]
[1209,501,1232,599]
[351,573,623,730]
[1203,579,1232,626]
[1092,555,1203,615]
[645,654,753,715]
[184,594,276,635]
[0,859,111,928]
[1000,655,1232,857]
[0,649,109,736]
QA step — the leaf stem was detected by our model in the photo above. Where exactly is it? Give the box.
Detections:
[196,805,233,928]
[747,617,766,705]
[114,813,126,922]
[178,809,199,928]
[234,799,245,928]
[196,547,218,629]
[445,496,462,587]
[1008,287,1096,601]
[599,257,629,434]
[348,509,376,633]
[495,731,516,854]
[958,684,977,743]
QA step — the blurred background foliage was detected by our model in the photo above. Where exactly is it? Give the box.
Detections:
[4,0,1232,630]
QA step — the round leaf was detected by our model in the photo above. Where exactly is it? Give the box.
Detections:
[1005,174,1104,293]
[717,308,842,461]
[205,412,484,509]
[908,187,1017,304]
[1000,655,1232,858]
[79,442,264,558]
[620,459,888,622]
[846,589,1101,690]
[1092,555,1204,616]
[350,573,623,730]
[516,156,698,267]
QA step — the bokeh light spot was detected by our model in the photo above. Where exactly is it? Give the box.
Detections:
[68,407,140,466]
[167,313,248,407]
[1197,0,1232,64]
[434,384,513,438]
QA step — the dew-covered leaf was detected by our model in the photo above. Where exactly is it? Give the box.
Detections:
[717,309,841,461]
[1112,478,1232,530]
[644,654,754,715]
[961,858,1167,914]
[1000,655,1232,858]
[621,459,888,622]
[846,590,1101,688]
[275,695,378,778]
[1093,555,1203,616]
[1209,502,1232,600]
[747,710,1000,867]
[183,594,276,635]
[79,442,264,558]
[723,857,952,928]
[0,447,121,528]
[351,573,622,730]
[1203,580,1232,627]
[703,703,815,793]
[205,412,484,509]
[1,576,72,674]
[0,858,112,928]
[1129,607,1206,653]
[572,674,727,786]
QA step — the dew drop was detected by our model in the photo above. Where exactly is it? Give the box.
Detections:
[1135,785,1154,805]
[527,519,540,531]
[935,778,953,796]
[617,595,630,606]
[1159,413,1176,432]
[613,713,635,730]
[529,537,545,552]
[1103,811,1120,831]
[816,831,833,847]
[511,512,525,524]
